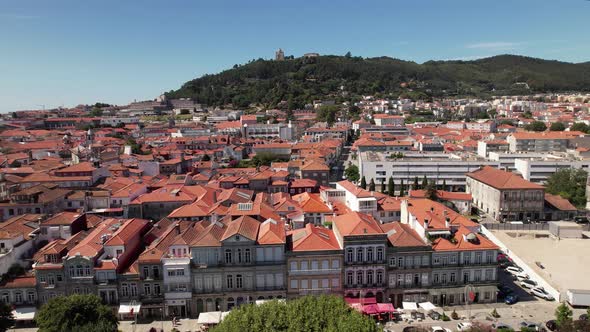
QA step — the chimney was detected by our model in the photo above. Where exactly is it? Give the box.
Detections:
[445,217,450,228]
[424,219,429,229]
[175,223,181,235]
[430,207,434,213]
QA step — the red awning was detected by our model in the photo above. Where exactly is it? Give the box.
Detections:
[362,304,379,315]
[377,303,395,313]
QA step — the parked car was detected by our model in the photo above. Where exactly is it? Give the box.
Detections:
[428,310,441,320]
[545,320,557,331]
[505,266,523,274]
[498,285,514,295]
[512,271,530,281]
[505,294,519,305]
[492,322,513,331]
[520,279,538,289]
[520,321,540,331]
[411,311,425,320]
[456,322,473,331]
[431,327,452,332]
[531,287,554,301]
[404,327,428,332]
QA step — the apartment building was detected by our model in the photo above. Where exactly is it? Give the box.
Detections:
[507,131,583,153]
[358,151,499,191]
[286,224,343,298]
[466,166,545,222]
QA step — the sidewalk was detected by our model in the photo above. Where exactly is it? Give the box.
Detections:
[118,318,203,332]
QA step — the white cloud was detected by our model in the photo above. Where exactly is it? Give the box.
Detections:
[466,42,521,51]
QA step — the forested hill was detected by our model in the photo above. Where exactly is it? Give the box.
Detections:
[166,54,590,108]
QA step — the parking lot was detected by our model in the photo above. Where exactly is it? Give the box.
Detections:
[493,230,590,294]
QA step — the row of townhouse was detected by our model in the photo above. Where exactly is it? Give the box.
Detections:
[3,196,499,319]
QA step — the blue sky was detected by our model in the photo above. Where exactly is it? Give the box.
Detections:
[1,0,589,112]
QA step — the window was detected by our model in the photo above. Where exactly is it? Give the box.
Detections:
[433,256,440,265]
[347,249,353,262]
[376,248,384,261]
[405,274,412,286]
[143,266,149,279]
[389,257,396,267]
[331,259,340,269]
[321,260,329,270]
[120,283,130,297]
[347,272,353,285]
[301,279,308,289]
[226,275,233,289]
[56,274,62,282]
[356,248,363,262]
[301,261,308,271]
[130,283,137,296]
[433,273,439,284]
[484,291,491,300]
[144,284,151,295]
[441,273,447,284]
[237,249,242,263]
[290,279,298,289]
[376,271,383,285]
[474,270,481,282]
[236,275,243,289]
[463,254,471,265]
[397,275,403,287]
[356,271,363,285]
[397,257,403,268]
[450,273,456,283]
[225,249,232,264]
[85,265,91,275]
[27,292,35,303]
[153,266,160,279]
[475,252,482,264]
[15,292,22,303]
[367,248,374,262]
[290,261,298,271]
[485,269,493,281]
[486,252,494,264]
[245,249,251,263]
[449,255,457,264]
[311,260,319,270]
[367,270,374,285]
[422,255,429,266]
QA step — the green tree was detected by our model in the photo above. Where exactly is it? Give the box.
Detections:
[202,154,211,161]
[380,179,386,194]
[442,179,447,191]
[0,302,15,332]
[524,121,547,132]
[570,122,590,133]
[36,294,118,332]
[212,295,378,332]
[555,302,573,329]
[360,176,367,190]
[399,179,406,196]
[421,175,428,189]
[550,122,566,131]
[369,178,376,192]
[344,165,360,182]
[387,177,395,196]
[89,108,103,117]
[545,168,588,208]
[413,176,419,190]
[316,105,341,126]
[425,181,438,201]
[522,110,533,119]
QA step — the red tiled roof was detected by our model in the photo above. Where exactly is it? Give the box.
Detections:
[289,223,341,251]
[467,166,544,190]
[333,212,383,236]
[544,193,577,211]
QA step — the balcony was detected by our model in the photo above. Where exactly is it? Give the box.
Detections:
[289,268,341,276]
[344,283,386,289]
[164,291,192,300]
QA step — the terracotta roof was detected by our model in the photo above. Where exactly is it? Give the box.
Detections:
[336,180,378,198]
[54,162,96,173]
[381,222,427,247]
[289,223,341,251]
[467,166,545,190]
[332,212,384,236]
[544,193,577,211]
[257,218,286,245]
[292,192,332,214]
[432,226,499,252]
[222,216,260,242]
[104,218,149,246]
[42,211,84,226]
[405,198,477,230]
